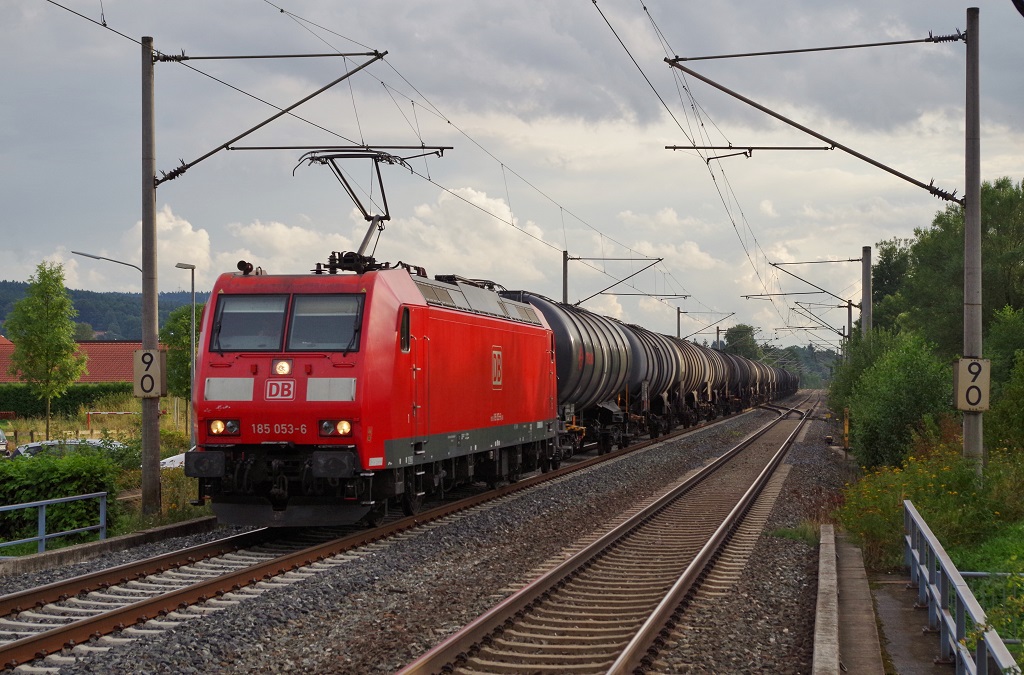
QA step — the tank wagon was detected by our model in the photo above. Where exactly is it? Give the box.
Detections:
[186,252,798,526]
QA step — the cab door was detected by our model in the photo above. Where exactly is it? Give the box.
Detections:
[401,306,428,450]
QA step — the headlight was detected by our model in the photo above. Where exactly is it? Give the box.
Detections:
[208,419,241,436]
[272,359,292,376]
[319,419,353,437]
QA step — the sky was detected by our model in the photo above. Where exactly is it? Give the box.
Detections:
[3,1,1023,351]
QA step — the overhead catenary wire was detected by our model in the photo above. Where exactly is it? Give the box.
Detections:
[46,0,776,337]
[260,3,699,313]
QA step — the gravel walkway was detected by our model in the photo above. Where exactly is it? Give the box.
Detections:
[36,399,855,674]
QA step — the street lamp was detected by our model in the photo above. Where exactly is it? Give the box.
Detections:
[175,263,196,452]
[73,248,161,514]
[72,250,143,274]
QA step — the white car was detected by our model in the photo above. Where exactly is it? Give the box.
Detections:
[0,429,8,456]
[160,453,186,469]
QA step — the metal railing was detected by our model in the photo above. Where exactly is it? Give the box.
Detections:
[0,492,108,556]
[904,499,1020,674]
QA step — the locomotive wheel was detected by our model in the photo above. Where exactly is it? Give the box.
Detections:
[402,470,423,516]
[362,503,387,527]
[403,487,422,516]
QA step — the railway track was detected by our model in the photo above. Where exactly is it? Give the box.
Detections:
[0,403,784,672]
[398,396,812,674]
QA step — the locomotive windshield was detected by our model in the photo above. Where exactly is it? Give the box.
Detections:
[211,295,288,351]
[211,293,364,353]
[287,294,363,352]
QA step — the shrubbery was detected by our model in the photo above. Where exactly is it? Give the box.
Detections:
[845,331,951,468]
[0,449,120,545]
[837,417,1024,570]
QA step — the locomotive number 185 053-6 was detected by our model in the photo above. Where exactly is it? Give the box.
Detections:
[251,423,308,435]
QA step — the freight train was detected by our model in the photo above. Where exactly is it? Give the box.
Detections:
[185,252,798,526]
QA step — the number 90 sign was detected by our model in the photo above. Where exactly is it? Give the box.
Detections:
[954,358,990,412]
[133,349,168,398]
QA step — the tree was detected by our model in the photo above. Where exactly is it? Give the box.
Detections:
[159,302,205,400]
[74,322,95,340]
[723,324,762,360]
[828,328,901,414]
[985,350,1024,452]
[871,238,912,332]
[985,305,1024,396]
[5,262,87,438]
[897,177,1024,359]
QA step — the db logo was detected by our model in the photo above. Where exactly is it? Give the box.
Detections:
[491,347,503,389]
[266,380,295,400]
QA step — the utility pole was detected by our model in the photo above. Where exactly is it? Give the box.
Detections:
[131,42,391,515]
[861,246,872,336]
[140,37,161,515]
[562,250,569,304]
[963,8,984,470]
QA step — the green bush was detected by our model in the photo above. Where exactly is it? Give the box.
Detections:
[848,332,952,468]
[0,449,120,545]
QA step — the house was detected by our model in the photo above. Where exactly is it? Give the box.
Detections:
[0,337,143,384]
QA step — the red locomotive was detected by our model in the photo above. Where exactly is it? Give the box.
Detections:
[186,253,558,526]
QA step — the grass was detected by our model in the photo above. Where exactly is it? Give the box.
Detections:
[771,521,820,547]
[3,393,192,445]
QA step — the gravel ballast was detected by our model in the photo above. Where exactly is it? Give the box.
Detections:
[23,401,855,674]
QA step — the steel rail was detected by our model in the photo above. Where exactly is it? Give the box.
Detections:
[1,405,774,670]
[611,404,810,673]
[0,529,272,617]
[396,397,810,674]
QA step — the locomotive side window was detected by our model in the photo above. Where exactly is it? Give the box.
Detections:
[211,295,288,351]
[287,294,364,352]
[400,307,411,353]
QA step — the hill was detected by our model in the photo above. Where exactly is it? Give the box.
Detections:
[0,280,210,340]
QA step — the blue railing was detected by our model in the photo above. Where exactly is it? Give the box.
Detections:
[0,492,108,556]
[904,500,1020,675]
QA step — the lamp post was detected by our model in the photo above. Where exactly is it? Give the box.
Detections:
[71,250,142,274]
[73,248,160,514]
[175,263,196,451]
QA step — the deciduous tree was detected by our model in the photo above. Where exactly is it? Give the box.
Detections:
[5,262,87,439]
[723,324,762,360]
[158,302,205,400]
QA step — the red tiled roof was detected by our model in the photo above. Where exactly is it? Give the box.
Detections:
[0,340,148,384]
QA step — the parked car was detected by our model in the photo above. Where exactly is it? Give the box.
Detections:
[0,429,8,456]
[10,438,126,459]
